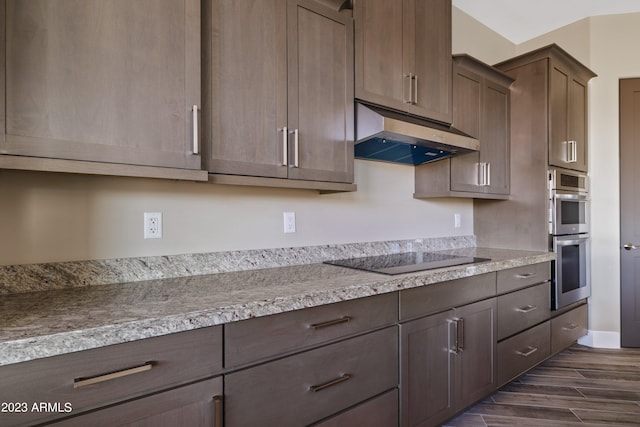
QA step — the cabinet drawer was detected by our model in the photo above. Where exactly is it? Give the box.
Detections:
[0,327,222,427]
[400,273,496,321]
[552,303,588,354]
[48,376,222,427]
[225,293,398,367]
[497,321,550,386]
[225,327,398,427]
[498,282,551,340]
[497,262,551,294]
[313,389,398,427]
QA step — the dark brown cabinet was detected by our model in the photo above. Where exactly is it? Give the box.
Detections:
[49,377,223,427]
[494,44,595,174]
[1,0,206,181]
[203,0,354,188]
[400,298,496,427]
[414,55,512,199]
[225,327,398,427]
[353,0,452,124]
[0,327,222,427]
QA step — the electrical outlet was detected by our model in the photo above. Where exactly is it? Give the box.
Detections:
[454,213,461,229]
[283,212,296,233]
[144,212,162,239]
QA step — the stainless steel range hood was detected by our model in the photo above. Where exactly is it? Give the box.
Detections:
[355,103,479,166]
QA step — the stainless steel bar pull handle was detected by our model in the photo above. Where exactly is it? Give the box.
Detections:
[563,323,579,331]
[567,140,577,163]
[515,272,536,279]
[478,163,484,186]
[309,374,352,392]
[413,74,418,104]
[192,105,199,154]
[74,362,154,389]
[404,73,414,104]
[624,242,640,250]
[213,395,223,427]
[486,162,491,186]
[290,129,299,168]
[515,305,538,314]
[280,126,288,166]
[310,316,352,330]
[516,346,538,357]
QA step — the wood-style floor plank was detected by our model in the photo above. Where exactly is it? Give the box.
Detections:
[444,344,640,427]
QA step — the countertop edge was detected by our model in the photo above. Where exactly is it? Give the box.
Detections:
[0,251,555,367]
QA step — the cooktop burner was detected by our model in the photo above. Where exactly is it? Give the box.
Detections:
[324,252,490,275]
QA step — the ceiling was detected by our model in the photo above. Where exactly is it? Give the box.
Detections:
[453,0,640,44]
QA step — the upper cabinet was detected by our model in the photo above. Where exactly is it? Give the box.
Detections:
[1,0,206,181]
[353,0,452,125]
[495,44,596,173]
[414,55,513,199]
[203,0,355,191]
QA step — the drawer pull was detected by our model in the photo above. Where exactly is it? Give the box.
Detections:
[310,316,352,330]
[213,395,223,427]
[309,373,352,392]
[73,362,154,389]
[516,346,539,357]
[515,272,536,279]
[563,323,579,331]
[515,305,538,314]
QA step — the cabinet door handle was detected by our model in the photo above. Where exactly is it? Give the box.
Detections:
[485,162,491,186]
[213,395,223,427]
[310,316,352,330]
[516,346,538,357]
[515,305,538,314]
[192,105,199,154]
[290,129,299,168]
[457,318,465,352]
[74,362,154,389]
[404,73,413,104]
[309,373,352,392]
[413,74,418,104]
[515,272,536,279]
[567,140,577,163]
[563,323,579,331]
[280,126,288,166]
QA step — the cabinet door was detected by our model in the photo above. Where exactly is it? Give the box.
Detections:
[4,0,201,170]
[49,377,223,427]
[204,0,288,178]
[453,298,497,410]
[353,0,405,110]
[568,77,588,172]
[482,80,510,194]
[400,310,456,427]
[287,0,354,183]
[405,0,452,124]
[450,63,482,193]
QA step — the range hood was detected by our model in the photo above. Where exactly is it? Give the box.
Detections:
[354,103,479,166]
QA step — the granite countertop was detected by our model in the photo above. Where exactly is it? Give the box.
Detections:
[0,247,555,367]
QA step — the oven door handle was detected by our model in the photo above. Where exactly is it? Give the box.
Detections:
[553,192,589,201]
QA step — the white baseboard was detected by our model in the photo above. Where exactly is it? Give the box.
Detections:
[578,330,621,349]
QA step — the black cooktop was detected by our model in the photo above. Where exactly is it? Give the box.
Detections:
[324,252,490,275]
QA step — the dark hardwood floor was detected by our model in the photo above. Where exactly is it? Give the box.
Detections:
[445,344,640,426]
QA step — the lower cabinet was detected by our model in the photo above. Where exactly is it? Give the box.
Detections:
[49,377,223,427]
[497,321,550,386]
[400,298,496,427]
[313,389,399,427]
[224,326,398,427]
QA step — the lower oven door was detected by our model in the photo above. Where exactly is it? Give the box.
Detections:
[552,234,591,309]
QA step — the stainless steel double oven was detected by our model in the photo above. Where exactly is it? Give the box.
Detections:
[548,168,591,309]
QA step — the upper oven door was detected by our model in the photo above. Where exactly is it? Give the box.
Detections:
[551,191,590,235]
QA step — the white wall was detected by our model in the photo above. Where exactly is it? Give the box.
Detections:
[0,160,473,265]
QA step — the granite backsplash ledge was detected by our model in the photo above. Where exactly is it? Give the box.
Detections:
[0,235,475,295]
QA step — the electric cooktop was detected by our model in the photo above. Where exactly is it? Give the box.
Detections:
[324,252,490,275]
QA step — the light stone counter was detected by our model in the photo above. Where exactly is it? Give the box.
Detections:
[0,244,554,367]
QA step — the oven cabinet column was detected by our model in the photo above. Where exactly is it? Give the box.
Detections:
[400,297,496,427]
